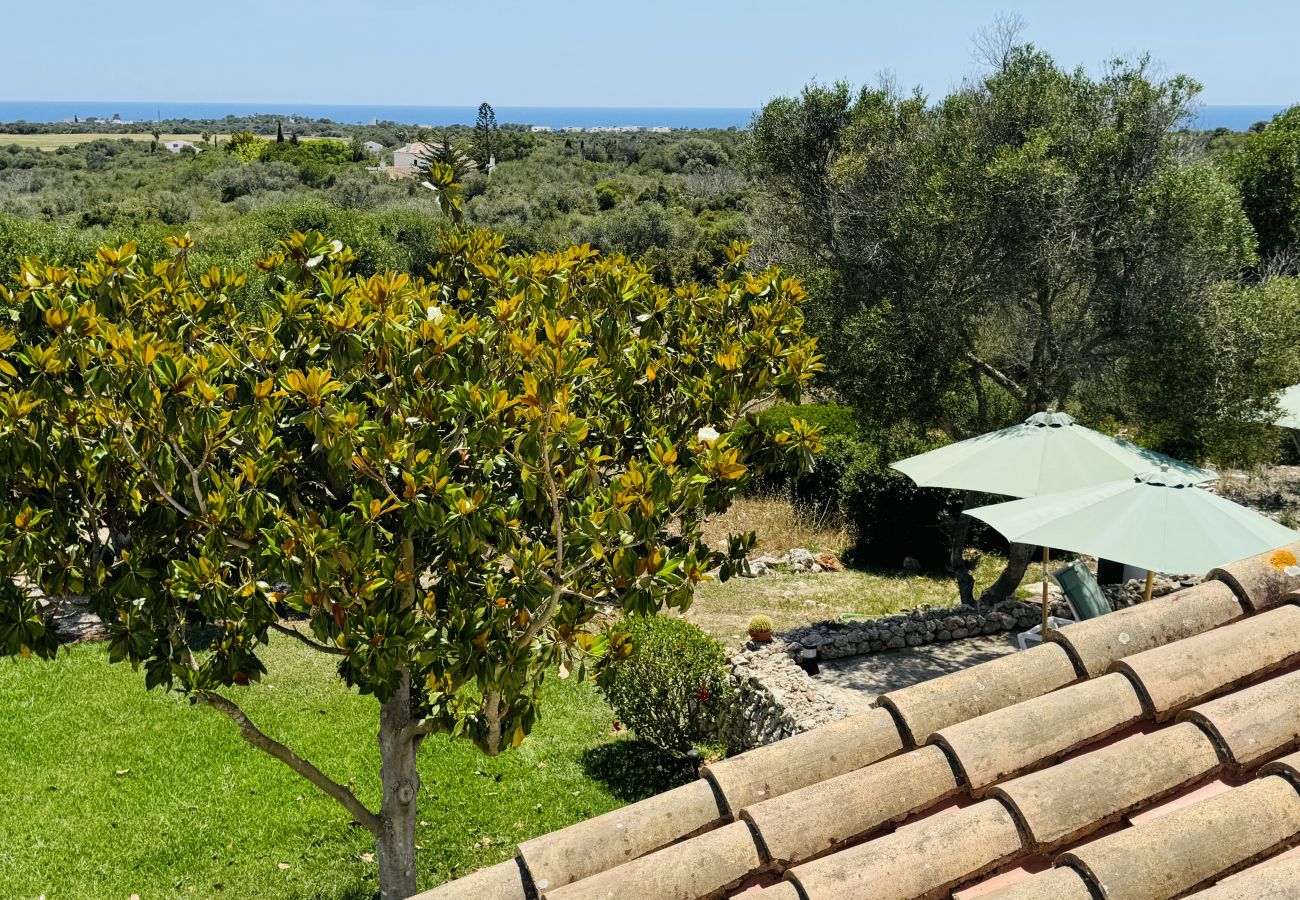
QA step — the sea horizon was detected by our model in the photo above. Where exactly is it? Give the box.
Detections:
[0,101,1289,132]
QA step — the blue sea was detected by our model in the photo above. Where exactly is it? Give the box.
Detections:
[0,101,1288,132]
[0,101,756,130]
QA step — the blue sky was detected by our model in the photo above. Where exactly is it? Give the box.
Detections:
[4,0,1297,106]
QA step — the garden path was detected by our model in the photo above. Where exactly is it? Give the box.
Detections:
[811,633,1021,714]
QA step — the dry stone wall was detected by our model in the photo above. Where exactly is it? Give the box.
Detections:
[720,573,1200,750]
[722,641,848,750]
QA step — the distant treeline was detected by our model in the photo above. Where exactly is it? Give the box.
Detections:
[0,115,534,142]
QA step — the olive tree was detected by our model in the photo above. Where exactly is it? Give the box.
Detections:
[749,47,1265,600]
[0,193,820,895]
[1231,105,1300,266]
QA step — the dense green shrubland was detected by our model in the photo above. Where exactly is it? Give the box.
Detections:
[0,128,752,289]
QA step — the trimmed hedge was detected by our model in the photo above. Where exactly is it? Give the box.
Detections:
[597,616,732,757]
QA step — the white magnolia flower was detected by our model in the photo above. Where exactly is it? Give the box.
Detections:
[426,305,445,324]
[697,426,720,443]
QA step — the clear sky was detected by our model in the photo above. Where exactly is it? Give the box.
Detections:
[4,0,1297,107]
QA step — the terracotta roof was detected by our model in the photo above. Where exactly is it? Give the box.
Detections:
[417,541,1300,900]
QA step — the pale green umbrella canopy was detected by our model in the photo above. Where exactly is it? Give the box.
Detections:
[891,411,1216,499]
[965,468,1300,575]
[1276,384,1300,431]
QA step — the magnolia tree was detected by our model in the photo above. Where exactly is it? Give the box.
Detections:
[0,191,820,896]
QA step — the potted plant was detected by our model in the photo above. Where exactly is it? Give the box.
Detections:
[747,614,774,643]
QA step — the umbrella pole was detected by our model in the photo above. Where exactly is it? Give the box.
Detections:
[1041,546,1050,639]
[1143,569,1154,603]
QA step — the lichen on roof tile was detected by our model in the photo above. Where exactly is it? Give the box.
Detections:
[1208,541,1300,611]
[878,641,1079,746]
[991,721,1221,849]
[1180,667,1300,770]
[1061,775,1300,900]
[933,672,1145,793]
[702,706,904,815]
[1051,580,1243,678]
[1111,604,1300,719]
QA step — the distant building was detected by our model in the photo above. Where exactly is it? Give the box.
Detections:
[362,140,384,155]
[388,141,479,179]
[530,125,551,133]
[392,141,433,169]
[162,140,196,153]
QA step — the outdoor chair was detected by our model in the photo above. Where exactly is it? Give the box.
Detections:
[1015,559,1110,650]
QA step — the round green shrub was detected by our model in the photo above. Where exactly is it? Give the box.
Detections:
[597,615,732,757]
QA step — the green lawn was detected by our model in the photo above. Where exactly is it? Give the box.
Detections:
[0,636,684,899]
[687,553,1020,648]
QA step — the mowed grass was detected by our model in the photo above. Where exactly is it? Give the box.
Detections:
[687,555,1016,649]
[688,495,1022,647]
[0,636,672,899]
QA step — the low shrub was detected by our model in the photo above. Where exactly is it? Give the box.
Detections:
[597,616,732,757]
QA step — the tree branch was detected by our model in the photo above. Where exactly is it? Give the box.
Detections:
[515,410,565,651]
[482,690,504,757]
[110,420,251,551]
[195,690,382,837]
[269,620,349,656]
[401,717,438,743]
[115,422,195,518]
[168,437,208,517]
[964,352,1026,403]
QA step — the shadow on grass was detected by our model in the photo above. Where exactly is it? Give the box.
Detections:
[315,884,376,900]
[579,738,697,802]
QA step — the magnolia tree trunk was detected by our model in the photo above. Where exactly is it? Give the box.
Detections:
[979,541,1036,605]
[377,672,420,900]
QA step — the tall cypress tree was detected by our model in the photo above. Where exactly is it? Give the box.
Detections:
[276,120,284,143]
[474,102,497,167]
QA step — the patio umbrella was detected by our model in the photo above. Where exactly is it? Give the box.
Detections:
[966,466,1300,603]
[1276,384,1300,431]
[892,411,1216,497]
[892,411,1217,635]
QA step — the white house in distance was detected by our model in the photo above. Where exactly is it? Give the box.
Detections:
[392,141,432,169]
[162,140,196,153]
[362,140,384,155]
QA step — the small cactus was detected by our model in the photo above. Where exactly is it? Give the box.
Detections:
[747,614,774,638]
